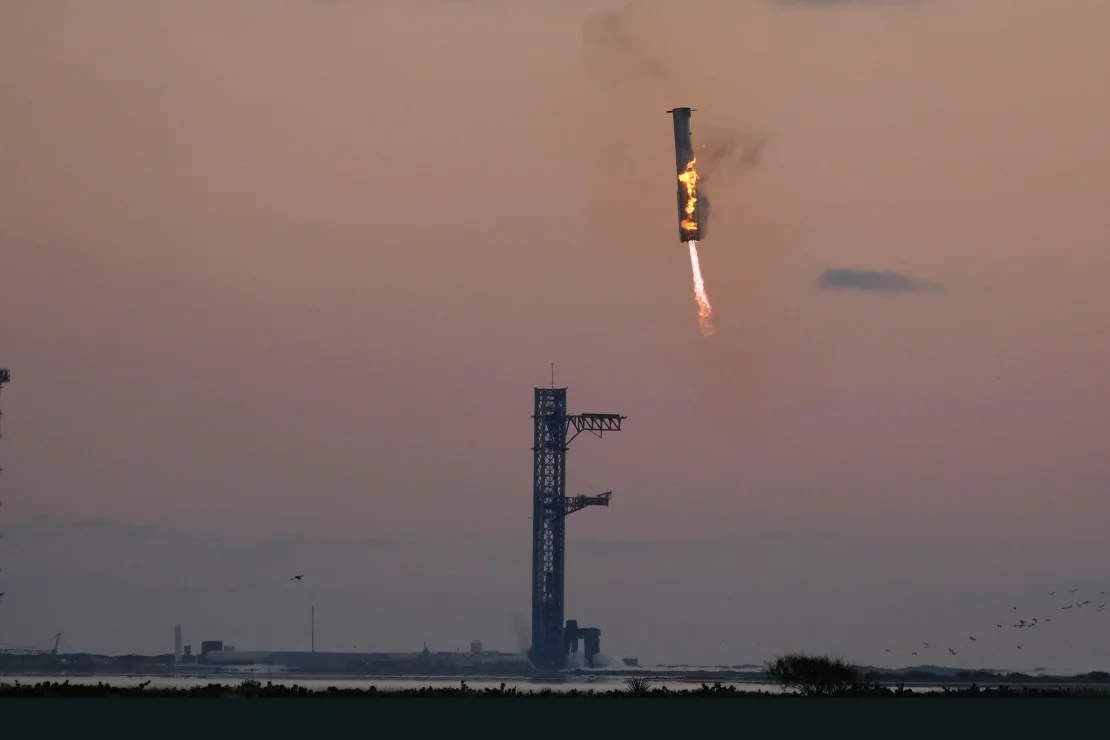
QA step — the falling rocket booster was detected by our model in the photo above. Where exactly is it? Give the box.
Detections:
[667,106,701,243]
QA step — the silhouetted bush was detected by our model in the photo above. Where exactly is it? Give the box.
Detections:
[764,654,865,696]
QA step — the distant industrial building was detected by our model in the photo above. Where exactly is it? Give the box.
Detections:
[196,644,528,674]
[200,640,224,656]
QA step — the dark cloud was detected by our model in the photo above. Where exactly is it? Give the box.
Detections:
[817,268,940,293]
[774,0,918,6]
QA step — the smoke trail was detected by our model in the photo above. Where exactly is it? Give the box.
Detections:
[687,240,714,336]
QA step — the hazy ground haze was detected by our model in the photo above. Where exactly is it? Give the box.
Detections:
[2,0,1110,672]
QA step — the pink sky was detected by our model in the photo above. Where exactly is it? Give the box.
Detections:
[2,0,1110,672]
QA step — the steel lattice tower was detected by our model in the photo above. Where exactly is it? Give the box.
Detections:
[530,386,624,670]
[0,368,8,604]
[0,369,8,479]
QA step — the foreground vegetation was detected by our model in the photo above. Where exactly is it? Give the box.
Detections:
[4,667,1108,734]
[1,678,1109,699]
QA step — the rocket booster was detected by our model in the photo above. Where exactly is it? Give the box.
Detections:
[667,106,701,243]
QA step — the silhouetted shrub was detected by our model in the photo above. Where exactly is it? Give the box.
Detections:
[764,654,864,696]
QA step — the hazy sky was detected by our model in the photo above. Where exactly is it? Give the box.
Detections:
[3,0,1110,673]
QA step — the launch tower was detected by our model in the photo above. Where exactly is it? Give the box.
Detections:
[530,386,625,670]
[0,368,8,478]
[0,368,8,601]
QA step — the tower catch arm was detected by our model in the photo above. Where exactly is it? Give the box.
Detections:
[565,491,611,517]
[567,413,625,443]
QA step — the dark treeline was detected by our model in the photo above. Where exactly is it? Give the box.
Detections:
[2,679,1110,699]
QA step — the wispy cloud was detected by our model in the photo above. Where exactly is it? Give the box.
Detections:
[817,268,940,293]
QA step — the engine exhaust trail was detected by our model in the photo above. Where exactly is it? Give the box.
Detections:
[686,240,714,336]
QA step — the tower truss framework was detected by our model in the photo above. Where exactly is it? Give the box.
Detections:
[530,386,624,670]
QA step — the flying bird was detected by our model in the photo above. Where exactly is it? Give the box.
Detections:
[948,648,957,655]
[968,636,977,641]
[290,575,304,581]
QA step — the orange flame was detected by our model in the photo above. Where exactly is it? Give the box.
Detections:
[687,240,714,336]
[678,157,699,232]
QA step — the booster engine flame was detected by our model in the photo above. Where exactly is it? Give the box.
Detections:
[678,157,699,232]
[686,240,714,336]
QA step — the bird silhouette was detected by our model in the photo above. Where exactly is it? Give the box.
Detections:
[290,575,304,581]
[968,636,977,641]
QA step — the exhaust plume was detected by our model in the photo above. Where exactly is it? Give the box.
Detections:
[688,240,715,336]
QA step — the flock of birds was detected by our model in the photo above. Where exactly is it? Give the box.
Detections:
[879,586,1108,664]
